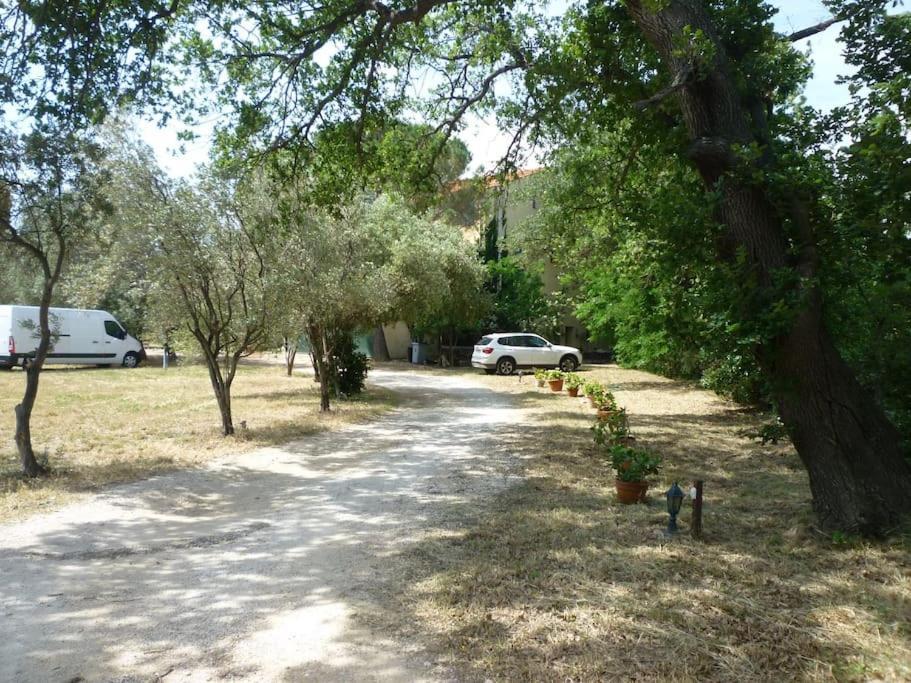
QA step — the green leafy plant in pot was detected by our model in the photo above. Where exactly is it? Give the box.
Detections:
[585,381,605,407]
[545,369,565,392]
[607,444,661,504]
[595,391,619,419]
[533,367,547,387]
[564,373,583,397]
[592,408,632,445]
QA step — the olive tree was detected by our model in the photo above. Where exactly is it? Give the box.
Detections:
[270,188,484,411]
[0,130,103,476]
[175,0,911,535]
[0,0,178,477]
[97,135,272,436]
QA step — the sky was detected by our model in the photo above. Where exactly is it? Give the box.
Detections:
[141,0,855,178]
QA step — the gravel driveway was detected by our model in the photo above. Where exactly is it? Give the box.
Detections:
[0,368,523,682]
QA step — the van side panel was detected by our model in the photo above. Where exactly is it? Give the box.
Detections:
[1,306,122,365]
[0,305,13,365]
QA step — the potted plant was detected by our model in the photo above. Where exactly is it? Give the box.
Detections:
[592,408,631,445]
[584,381,604,407]
[566,372,585,396]
[546,369,565,392]
[595,392,619,420]
[607,444,661,504]
[564,373,583,397]
[533,367,547,387]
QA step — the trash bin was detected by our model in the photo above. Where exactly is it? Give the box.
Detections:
[410,342,428,364]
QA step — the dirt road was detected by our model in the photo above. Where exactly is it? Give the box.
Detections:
[0,369,522,682]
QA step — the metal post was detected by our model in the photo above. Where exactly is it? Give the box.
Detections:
[692,480,703,539]
[163,344,169,370]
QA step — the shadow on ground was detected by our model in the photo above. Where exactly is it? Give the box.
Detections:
[1,368,908,682]
[361,367,911,681]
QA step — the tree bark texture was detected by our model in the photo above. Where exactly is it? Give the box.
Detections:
[372,325,390,362]
[14,277,57,477]
[307,323,332,412]
[625,0,911,534]
[199,343,235,436]
[284,337,298,377]
[16,362,47,478]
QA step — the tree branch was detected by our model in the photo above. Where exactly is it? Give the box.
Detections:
[633,63,694,110]
[788,17,841,42]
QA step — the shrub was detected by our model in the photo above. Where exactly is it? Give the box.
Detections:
[607,444,661,482]
[330,335,369,397]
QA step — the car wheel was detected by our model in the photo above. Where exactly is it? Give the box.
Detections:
[122,352,140,368]
[559,355,578,372]
[496,357,516,375]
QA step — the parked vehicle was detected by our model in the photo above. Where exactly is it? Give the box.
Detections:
[0,305,146,369]
[471,332,582,375]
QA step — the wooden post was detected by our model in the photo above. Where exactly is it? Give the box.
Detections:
[692,480,703,539]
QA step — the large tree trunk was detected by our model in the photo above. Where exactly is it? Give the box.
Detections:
[214,382,234,436]
[307,323,332,412]
[201,348,234,436]
[372,325,390,362]
[625,0,911,535]
[283,336,298,377]
[15,366,46,478]
[15,284,54,477]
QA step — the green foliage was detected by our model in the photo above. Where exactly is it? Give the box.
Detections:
[328,332,369,398]
[564,373,583,390]
[584,382,605,405]
[484,257,562,335]
[605,444,661,483]
[592,407,629,444]
[544,369,564,381]
[746,417,789,446]
[0,244,43,304]
[250,120,472,213]
[0,2,181,128]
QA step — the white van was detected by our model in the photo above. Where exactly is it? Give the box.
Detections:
[0,305,146,369]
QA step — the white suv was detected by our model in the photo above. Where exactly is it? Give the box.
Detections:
[471,333,583,375]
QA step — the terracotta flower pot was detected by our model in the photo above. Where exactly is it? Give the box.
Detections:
[548,379,564,392]
[596,407,615,421]
[567,387,579,397]
[615,479,649,504]
[588,395,597,407]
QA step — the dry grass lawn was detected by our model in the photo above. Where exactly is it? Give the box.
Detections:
[378,363,911,682]
[0,361,395,522]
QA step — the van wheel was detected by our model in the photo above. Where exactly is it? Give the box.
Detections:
[496,357,516,376]
[122,352,140,368]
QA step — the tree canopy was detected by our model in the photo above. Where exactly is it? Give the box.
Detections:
[1,0,909,533]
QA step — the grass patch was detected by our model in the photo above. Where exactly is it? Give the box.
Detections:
[0,362,396,522]
[383,363,911,681]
